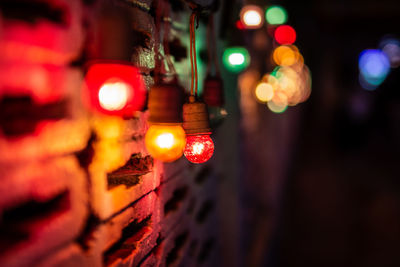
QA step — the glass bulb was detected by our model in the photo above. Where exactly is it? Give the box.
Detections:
[145,124,186,162]
[184,134,214,164]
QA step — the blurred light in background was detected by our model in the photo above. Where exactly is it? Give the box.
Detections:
[265,5,288,25]
[358,49,390,89]
[236,20,246,30]
[379,37,400,68]
[253,30,271,51]
[223,47,250,73]
[240,5,264,29]
[255,64,311,112]
[255,82,274,102]
[272,45,303,67]
[274,25,296,45]
[358,73,378,91]
[267,100,288,113]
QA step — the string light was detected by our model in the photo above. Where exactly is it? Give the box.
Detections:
[265,5,288,25]
[184,135,214,164]
[145,0,186,162]
[183,12,214,164]
[255,82,274,102]
[98,81,130,111]
[274,25,296,45]
[84,62,146,116]
[222,47,250,72]
[240,5,264,29]
[145,124,186,162]
[358,49,390,89]
[272,45,303,67]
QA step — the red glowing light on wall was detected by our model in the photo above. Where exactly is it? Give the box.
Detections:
[184,134,214,164]
[85,62,146,116]
[274,25,296,45]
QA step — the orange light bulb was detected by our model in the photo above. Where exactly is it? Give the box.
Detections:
[145,124,186,162]
[184,134,214,164]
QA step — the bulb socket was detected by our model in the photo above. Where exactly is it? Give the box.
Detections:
[183,101,211,134]
[148,82,184,123]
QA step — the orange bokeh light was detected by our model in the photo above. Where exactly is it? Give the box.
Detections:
[272,45,304,67]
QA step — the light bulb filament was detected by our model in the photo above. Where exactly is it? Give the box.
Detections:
[98,81,130,111]
[192,142,204,155]
[156,133,174,148]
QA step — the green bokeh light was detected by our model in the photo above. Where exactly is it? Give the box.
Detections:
[265,5,288,25]
[222,47,250,73]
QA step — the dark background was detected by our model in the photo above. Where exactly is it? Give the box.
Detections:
[221,0,400,266]
[274,0,400,266]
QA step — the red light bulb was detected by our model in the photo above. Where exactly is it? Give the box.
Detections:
[184,134,214,164]
[84,62,146,116]
[274,25,296,45]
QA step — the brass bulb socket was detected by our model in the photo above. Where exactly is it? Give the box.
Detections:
[148,82,184,123]
[183,101,211,134]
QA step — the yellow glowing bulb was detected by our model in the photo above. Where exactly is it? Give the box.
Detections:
[255,82,274,102]
[228,53,245,65]
[98,81,130,111]
[156,133,174,148]
[145,124,186,162]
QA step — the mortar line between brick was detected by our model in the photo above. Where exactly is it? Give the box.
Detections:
[101,189,154,222]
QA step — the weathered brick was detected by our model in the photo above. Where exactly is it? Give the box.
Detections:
[101,191,160,267]
[0,68,90,162]
[0,0,84,65]
[89,113,160,220]
[158,169,192,238]
[35,244,87,267]
[0,156,88,267]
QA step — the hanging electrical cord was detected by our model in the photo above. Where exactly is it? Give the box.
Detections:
[206,14,220,77]
[189,11,200,101]
[163,1,179,81]
[202,12,225,109]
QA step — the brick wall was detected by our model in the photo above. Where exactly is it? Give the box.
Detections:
[0,0,226,266]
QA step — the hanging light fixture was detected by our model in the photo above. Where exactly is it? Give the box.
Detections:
[145,0,186,162]
[183,12,214,164]
[202,14,227,127]
[145,82,186,162]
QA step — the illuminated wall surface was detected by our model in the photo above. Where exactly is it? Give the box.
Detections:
[0,1,222,266]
